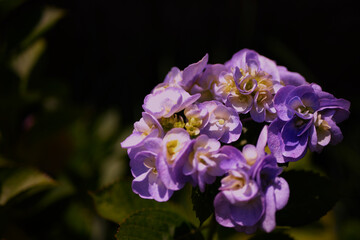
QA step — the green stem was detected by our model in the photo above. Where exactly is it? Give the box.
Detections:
[207,215,217,240]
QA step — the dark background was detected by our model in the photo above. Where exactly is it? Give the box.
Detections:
[0,0,359,239]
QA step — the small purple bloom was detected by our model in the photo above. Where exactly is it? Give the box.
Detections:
[211,49,307,123]
[225,49,281,81]
[156,128,192,191]
[184,103,209,137]
[164,67,182,87]
[189,64,227,102]
[214,156,289,233]
[243,125,268,166]
[212,49,285,122]
[214,168,262,233]
[121,112,164,149]
[153,54,208,92]
[181,135,227,192]
[153,67,182,92]
[199,100,242,143]
[268,84,350,163]
[214,126,289,233]
[128,137,173,202]
[143,87,200,119]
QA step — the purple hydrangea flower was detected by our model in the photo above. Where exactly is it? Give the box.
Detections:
[180,135,227,192]
[184,103,209,137]
[143,87,200,119]
[121,112,164,149]
[156,128,192,191]
[199,100,242,143]
[128,137,173,202]
[118,49,353,235]
[214,126,289,233]
[189,64,227,102]
[268,84,350,163]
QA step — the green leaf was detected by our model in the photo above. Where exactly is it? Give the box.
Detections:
[249,230,294,240]
[32,175,75,211]
[0,167,55,205]
[191,178,220,225]
[20,6,66,49]
[276,170,338,227]
[64,202,95,238]
[11,38,46,93]
[90,180,170,223]
[115,209,204,240]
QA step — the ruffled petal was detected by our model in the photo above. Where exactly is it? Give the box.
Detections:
[256,125,268,152]
[278,66,307,86]
[261,186,276,233]
[214,193,236,227]
[121,131,145,148]
[148,175,173,202]
[182,54,209,90]
[230,195,264,226]
[219,146,247,170]
[274,86,295,121]
[268,118,286,163]
[273,177,289,210]
[132,170,152,199]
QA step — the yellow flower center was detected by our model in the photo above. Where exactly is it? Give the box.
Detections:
[166,140,180,158]
[160,115,185,132]
[222,174,246,190]
[185,117,203,137]
[218,119,225,125]
[314,114,331,131]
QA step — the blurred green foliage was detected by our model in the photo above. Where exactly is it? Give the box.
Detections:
[0,166,55,205]
[0,1,128,239]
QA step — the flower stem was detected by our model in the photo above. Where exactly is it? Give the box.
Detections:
[207,214,217,240]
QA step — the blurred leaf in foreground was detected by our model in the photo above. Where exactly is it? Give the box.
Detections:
[32,175,75,211]
[191,178,220,225]
[11,38,46,93]
[90,180,167,223]
[116,209,204,240]
[0,167,55,205]
[276,170,338,227]
[64,201,95,238]
[20,6,65,50]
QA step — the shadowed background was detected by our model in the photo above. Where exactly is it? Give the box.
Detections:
[0,0,359,239]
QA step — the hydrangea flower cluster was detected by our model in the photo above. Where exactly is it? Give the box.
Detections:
[121,49,350,233]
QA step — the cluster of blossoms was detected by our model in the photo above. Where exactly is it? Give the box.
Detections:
[121,49,350,233]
